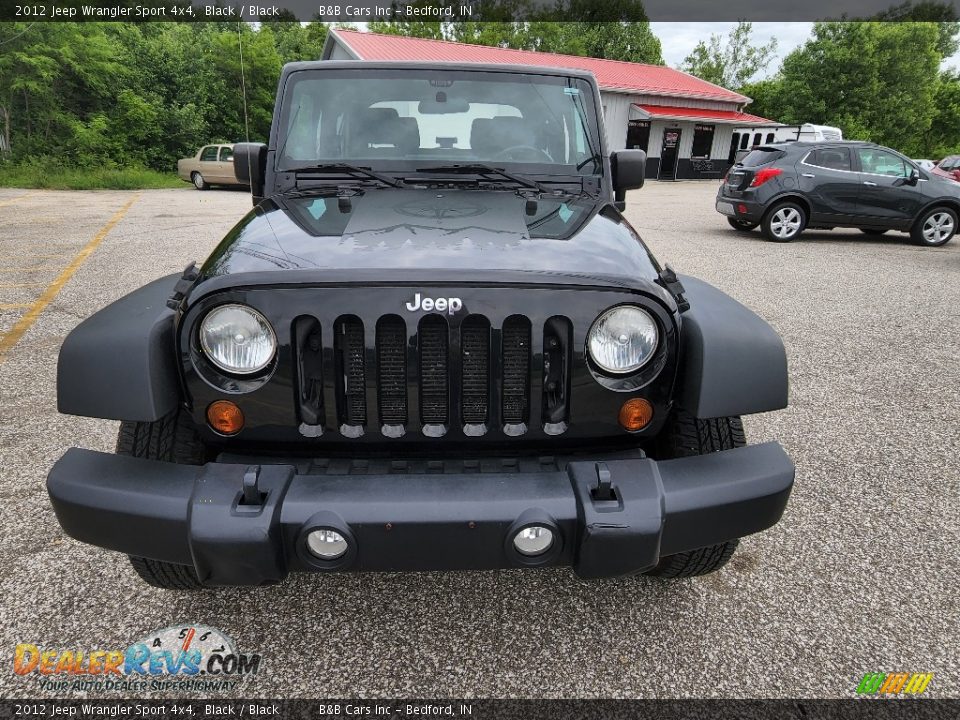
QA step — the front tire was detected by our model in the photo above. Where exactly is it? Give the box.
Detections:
[117,409,208,589]
[761,201,806,242]
[191,171,209,191]
[911,206,957,246]
[646,409,746,578]
[727,217,759,232]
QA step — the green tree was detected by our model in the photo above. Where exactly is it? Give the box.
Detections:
[367,19,662,64]
[768,22,941,155]
[871,1,960,56]
[923,71,960,157]
[680,22,777,90]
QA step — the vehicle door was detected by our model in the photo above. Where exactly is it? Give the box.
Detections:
[797,146,861,223]
[198,145,220,180]
[217,145,235,183]
[854,147,925,226]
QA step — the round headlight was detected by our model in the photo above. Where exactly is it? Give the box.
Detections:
[588,306,658,374]
[199,304,276,375]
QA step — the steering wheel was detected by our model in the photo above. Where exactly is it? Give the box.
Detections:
[492,145,553,163]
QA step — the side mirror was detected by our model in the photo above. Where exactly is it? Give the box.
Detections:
[611,150,647,209]
[895,168,921,188]
[233,142,267,203]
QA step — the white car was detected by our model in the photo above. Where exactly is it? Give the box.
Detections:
[914,159,936,171]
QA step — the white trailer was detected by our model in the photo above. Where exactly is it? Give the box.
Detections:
[729,123,843,162]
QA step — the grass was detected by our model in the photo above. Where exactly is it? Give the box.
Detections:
[0,164,185,190]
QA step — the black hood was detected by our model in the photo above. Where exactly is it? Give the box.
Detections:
[199,188,661,289]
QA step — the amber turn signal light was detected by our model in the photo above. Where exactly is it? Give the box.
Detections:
[207,400,244,435]
[619,398,653,432]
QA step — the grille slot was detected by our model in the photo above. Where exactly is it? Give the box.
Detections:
[376,316,407,425]
[337,317,367,426]
[419,316,449,425]
[501,316,531,425]
[461,317,490,424]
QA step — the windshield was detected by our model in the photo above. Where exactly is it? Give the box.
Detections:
[276,68,603,177]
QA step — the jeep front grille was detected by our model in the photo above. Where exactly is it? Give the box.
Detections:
[296,314,571,438]
[460,316,490,425]
[501,316,531,425]
[336,317,367,426]
[376,316,407,426]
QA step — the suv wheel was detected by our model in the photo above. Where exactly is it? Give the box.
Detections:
[191,171,209,191]
[645,409,745,578]
[117,409,208,590]
[762,201,806,242]
[727,218,759,232]
[912,207,957,246]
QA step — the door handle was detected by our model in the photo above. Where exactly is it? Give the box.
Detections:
[863,181,878,186]
[801,173,816,178]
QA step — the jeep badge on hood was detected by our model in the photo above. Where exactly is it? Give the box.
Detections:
[405,293,463,315]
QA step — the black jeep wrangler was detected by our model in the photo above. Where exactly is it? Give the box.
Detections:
[47,62,794,589]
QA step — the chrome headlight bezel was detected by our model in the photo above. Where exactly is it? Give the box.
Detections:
[587,305,660,376]
[199,303,277,376]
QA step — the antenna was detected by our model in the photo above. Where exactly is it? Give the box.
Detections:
[237,21,254,203]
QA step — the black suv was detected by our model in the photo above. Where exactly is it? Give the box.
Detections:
[717,141,960,246]
[47,62,794,589]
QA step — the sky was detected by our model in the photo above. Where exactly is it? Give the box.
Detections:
[652,22,811,77]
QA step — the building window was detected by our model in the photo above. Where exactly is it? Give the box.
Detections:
[626,120,651,152]
[691,124,715,158]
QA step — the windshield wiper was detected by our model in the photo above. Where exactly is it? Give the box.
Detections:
[292,163,403,188]
[413,163,545,192]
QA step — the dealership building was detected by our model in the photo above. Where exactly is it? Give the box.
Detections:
[321,28,774,180]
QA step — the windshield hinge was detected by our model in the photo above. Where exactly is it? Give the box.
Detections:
[166,262,200,311]
[657,264,690,313]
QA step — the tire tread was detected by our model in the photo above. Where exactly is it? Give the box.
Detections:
[117,409,207,590]
[647,408,746,578]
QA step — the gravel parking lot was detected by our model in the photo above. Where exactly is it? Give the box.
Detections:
[0,181,957,699]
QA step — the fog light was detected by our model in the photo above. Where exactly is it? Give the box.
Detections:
[619,397,653,432]
[207,400,244,435]
[513,525,554,556]
[306,529,348,560]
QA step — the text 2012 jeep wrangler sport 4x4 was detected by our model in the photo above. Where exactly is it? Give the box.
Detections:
[47,62,794,589]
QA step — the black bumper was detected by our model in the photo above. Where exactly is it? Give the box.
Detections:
[47,443,794,585]
[715,195,764,223]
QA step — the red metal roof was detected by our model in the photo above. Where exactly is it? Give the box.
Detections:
[332,29,750,104]
[635,104,772,124]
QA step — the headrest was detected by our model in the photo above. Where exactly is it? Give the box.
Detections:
[354,107,402,146]
[471,117,535,157]
[470,118,495,155]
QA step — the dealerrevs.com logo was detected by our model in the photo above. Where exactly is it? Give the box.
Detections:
[856,672,933,697]
[14,625,262,693]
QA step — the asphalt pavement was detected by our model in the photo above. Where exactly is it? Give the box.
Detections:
[0,182,957,699]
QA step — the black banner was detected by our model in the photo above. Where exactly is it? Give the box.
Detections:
[0,701,959,720]
[2,0,959,23]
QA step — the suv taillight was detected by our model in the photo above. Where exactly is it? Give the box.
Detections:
[750,167,783,187]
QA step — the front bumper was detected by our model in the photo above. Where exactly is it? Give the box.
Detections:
[47,443,794,585]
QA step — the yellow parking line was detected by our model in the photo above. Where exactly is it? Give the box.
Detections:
[0,191,40,208]
[0,193,140,362]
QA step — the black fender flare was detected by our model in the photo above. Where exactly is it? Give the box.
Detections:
[57,274,182,422]
[675,275,788,419]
